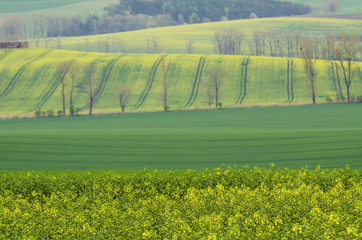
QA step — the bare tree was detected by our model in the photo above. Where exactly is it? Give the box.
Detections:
[56,60,73,116]
[300,38,317,104]
[84,63,97,115]
[118,84,132,113]
[294,31,302,58]
[33,14,49,47]
[160,55,171,111]
[214,29,244,55]
[205,65,226,108]
[68,63,79,115]
[285,33,294,58]
[334,32,359,102]
[202,76,215,108]
[153,37,160,53]
[185,39,195,54]
[325,0,340,12]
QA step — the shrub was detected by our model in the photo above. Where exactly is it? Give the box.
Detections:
[325,96,333,103]
[35,108,42,117]
[46,110,54,117]
[164,105,169,112]
[217,102,223,108]
[57,110,63,117]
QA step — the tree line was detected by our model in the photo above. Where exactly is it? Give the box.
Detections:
[214,29,362,61]
[0,0,310,41]
[106,0,311,22]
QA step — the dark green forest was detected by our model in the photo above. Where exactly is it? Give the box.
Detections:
[106,0,311,22]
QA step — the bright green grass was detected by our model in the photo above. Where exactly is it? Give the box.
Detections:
[0,104,362,170]
[0,49,361,116]
[36,17,362,54]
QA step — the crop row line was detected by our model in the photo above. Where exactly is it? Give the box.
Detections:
[331,62,343,100]
[236,56,250,104]
[80,57,121,111]
[0,49,11,62]
[0,50,51,99]
[185,57,206,107]
[134,57,161,109]
[287,59,295,103]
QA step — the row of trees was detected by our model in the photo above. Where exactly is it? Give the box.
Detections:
[48,55,226,116]
[0,14,177,41]
[52,60,134,116]
[214,29,362,61]
[301,32,360,103]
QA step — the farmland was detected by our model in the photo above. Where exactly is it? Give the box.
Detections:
[1,104,362,170]
[289,0,362,14]
[0,167,360,239]
[34,17,362,54]
[0,0,115,18]
[1,49,362,116]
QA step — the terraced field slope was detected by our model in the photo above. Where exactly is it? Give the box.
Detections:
[0,48,361,116]
[1,104,362,170]
[34,17,362,55]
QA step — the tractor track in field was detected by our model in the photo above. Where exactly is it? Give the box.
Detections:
[33,60,75,111]
[331,62,343,100]
[185,57,206,107]
[286,59,295,103]
[134,58,161,109]
[0,50,11,62]
[80,56,122,111]
[0,50,50,99]
[236,57,250,104]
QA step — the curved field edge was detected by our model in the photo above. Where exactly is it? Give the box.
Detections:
[0,168,360,239]
[1,104,362,170]
[31,17,362,55]
[0,48,361,117]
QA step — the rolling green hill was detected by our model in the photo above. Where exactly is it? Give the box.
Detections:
[1,104,362,170]
[288,0,362,14]
[34,17,362,55]
[0,0,115,18]
[0,48,361,117]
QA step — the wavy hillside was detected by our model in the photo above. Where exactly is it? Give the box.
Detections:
[288,0,362,14]
[0,48,361,116]
[0,0,115,16]
[32,17,362,55]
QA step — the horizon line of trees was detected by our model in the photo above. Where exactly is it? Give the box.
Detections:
[106,0,311,23]
[0,0,311,41]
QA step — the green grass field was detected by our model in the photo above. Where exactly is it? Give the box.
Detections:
[35,17,362,55]
[1,104,362,170]
[0,0,115,18]
[0,48,361,116]
[289,0,362,14]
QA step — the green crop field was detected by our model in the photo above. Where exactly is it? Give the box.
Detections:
[1,104,362,170]
[289,0,362,14]
[0,0,115,18]
[35,17,362,54]
[0,48,361,116]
